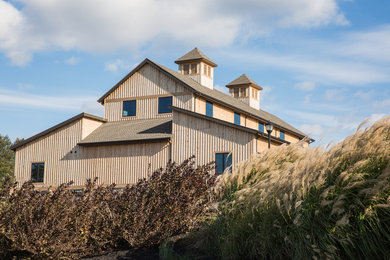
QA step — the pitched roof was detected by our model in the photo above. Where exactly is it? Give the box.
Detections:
[171,106,289,144]
[174,48,217,67]
[11,113,107,151]
[78,117,172,146]
[97,58,312,141]
[226,74,263,90]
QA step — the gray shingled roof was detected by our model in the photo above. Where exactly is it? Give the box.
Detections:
[226,74,263,90]
[174,48,217,67]
[78,117,172,146]
[148,60,308,138]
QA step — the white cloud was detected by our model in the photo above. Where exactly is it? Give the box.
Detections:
[368,113,387,124]
[325,89,345,102]
[214,84,228,94]
[303,94,311,104]
[300,124,325,136]
[64,56,80,65]
[294,81,316,91]
[104,59,133,73]
[0,88,97,111]
[354,90,374,100]
[373,98,390,109]
[0,0,348,65]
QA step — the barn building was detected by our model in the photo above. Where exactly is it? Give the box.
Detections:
[11,48,313,189]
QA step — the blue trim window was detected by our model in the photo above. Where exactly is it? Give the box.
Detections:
[259,122,264,133]
[215,153,232,174]
[234,112,241,125]
[123,100,136,117]
[206,101,213,117]
[158,96,173,114]
[280,131,285,140]
[31,162,44,182]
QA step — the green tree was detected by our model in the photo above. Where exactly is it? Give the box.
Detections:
[0,135,15,180]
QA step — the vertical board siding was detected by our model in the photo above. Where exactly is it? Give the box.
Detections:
[104,63,192,121]
[14,118,170,188]
[172,111,255,172]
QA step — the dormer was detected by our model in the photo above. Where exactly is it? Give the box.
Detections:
[175,48,217,89]
[226,74,263,110]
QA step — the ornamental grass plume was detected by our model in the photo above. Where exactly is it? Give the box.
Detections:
[199,117,390,260]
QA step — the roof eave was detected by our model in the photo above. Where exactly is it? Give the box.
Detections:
[78,137,171,147]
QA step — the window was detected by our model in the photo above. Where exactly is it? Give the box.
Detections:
[190,64,197,74]
[240,88,247,97]
[183,64,190,75]
[234,112,241,125]
[259,122,264,133]
[204,64,208,75]
[158,96,173,114]
[252,89,258,99]
[123,100,136,117]
[280,131,285,140]
[215,153,232,174]
[206,101,213,117]
[31,162,44,182]
[233,88,239,98]
[208,66,211,77]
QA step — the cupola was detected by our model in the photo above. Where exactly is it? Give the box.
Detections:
[175,48,217,89]
[226,74,263,110]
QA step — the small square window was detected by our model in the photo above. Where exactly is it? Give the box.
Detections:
[31,163,44,183]
[123,100,136,117]
[158,96,173,114]
[233,88,239,98]
[240,88,246,97]
[234,112,241,125]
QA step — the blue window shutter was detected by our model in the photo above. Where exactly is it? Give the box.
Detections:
[123,100,136,117]
[158,96,173,114]
[234,113,240,125]
[259,122,264,133]
[280,131,285,140]
[206,101,213,117]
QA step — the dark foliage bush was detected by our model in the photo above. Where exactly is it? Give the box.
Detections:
[0,157,216,258]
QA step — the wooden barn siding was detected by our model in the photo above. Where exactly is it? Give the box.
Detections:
[172,111,256,171]
[15,117,170,188]
[104,63,193,121]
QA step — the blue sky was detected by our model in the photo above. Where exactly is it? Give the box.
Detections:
[0,0,389,146]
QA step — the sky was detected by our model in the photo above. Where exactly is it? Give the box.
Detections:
[0,0,389,146]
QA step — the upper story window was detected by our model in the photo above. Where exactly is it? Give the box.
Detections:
[183,64,190,75]
[233,88,239,98]
[158,96,173,114]
[203,64,211,77]
[234,112,241,125]
[259,122,264,133]
[239,88,247,98]
[123,100,136,117]
[215,152,232,174]
[206,101,213,117]
[280,131,285,140]
[31,162,44,183]
[252,89,258,99]
[191,64,198,74]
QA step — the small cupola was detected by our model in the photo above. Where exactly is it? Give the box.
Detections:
[226,74,263,110]
[175,48,217,89]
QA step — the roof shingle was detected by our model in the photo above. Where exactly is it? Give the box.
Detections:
[226,74,263,90]
[174,48,217,67]
[78,117,172,146]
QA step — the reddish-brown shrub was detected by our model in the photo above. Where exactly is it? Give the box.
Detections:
[0,157,216,258]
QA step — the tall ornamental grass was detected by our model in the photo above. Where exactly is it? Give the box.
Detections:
[198,117,390,259]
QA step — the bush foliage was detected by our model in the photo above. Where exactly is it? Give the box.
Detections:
[0,157,216,258]
[197,117,390,259]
